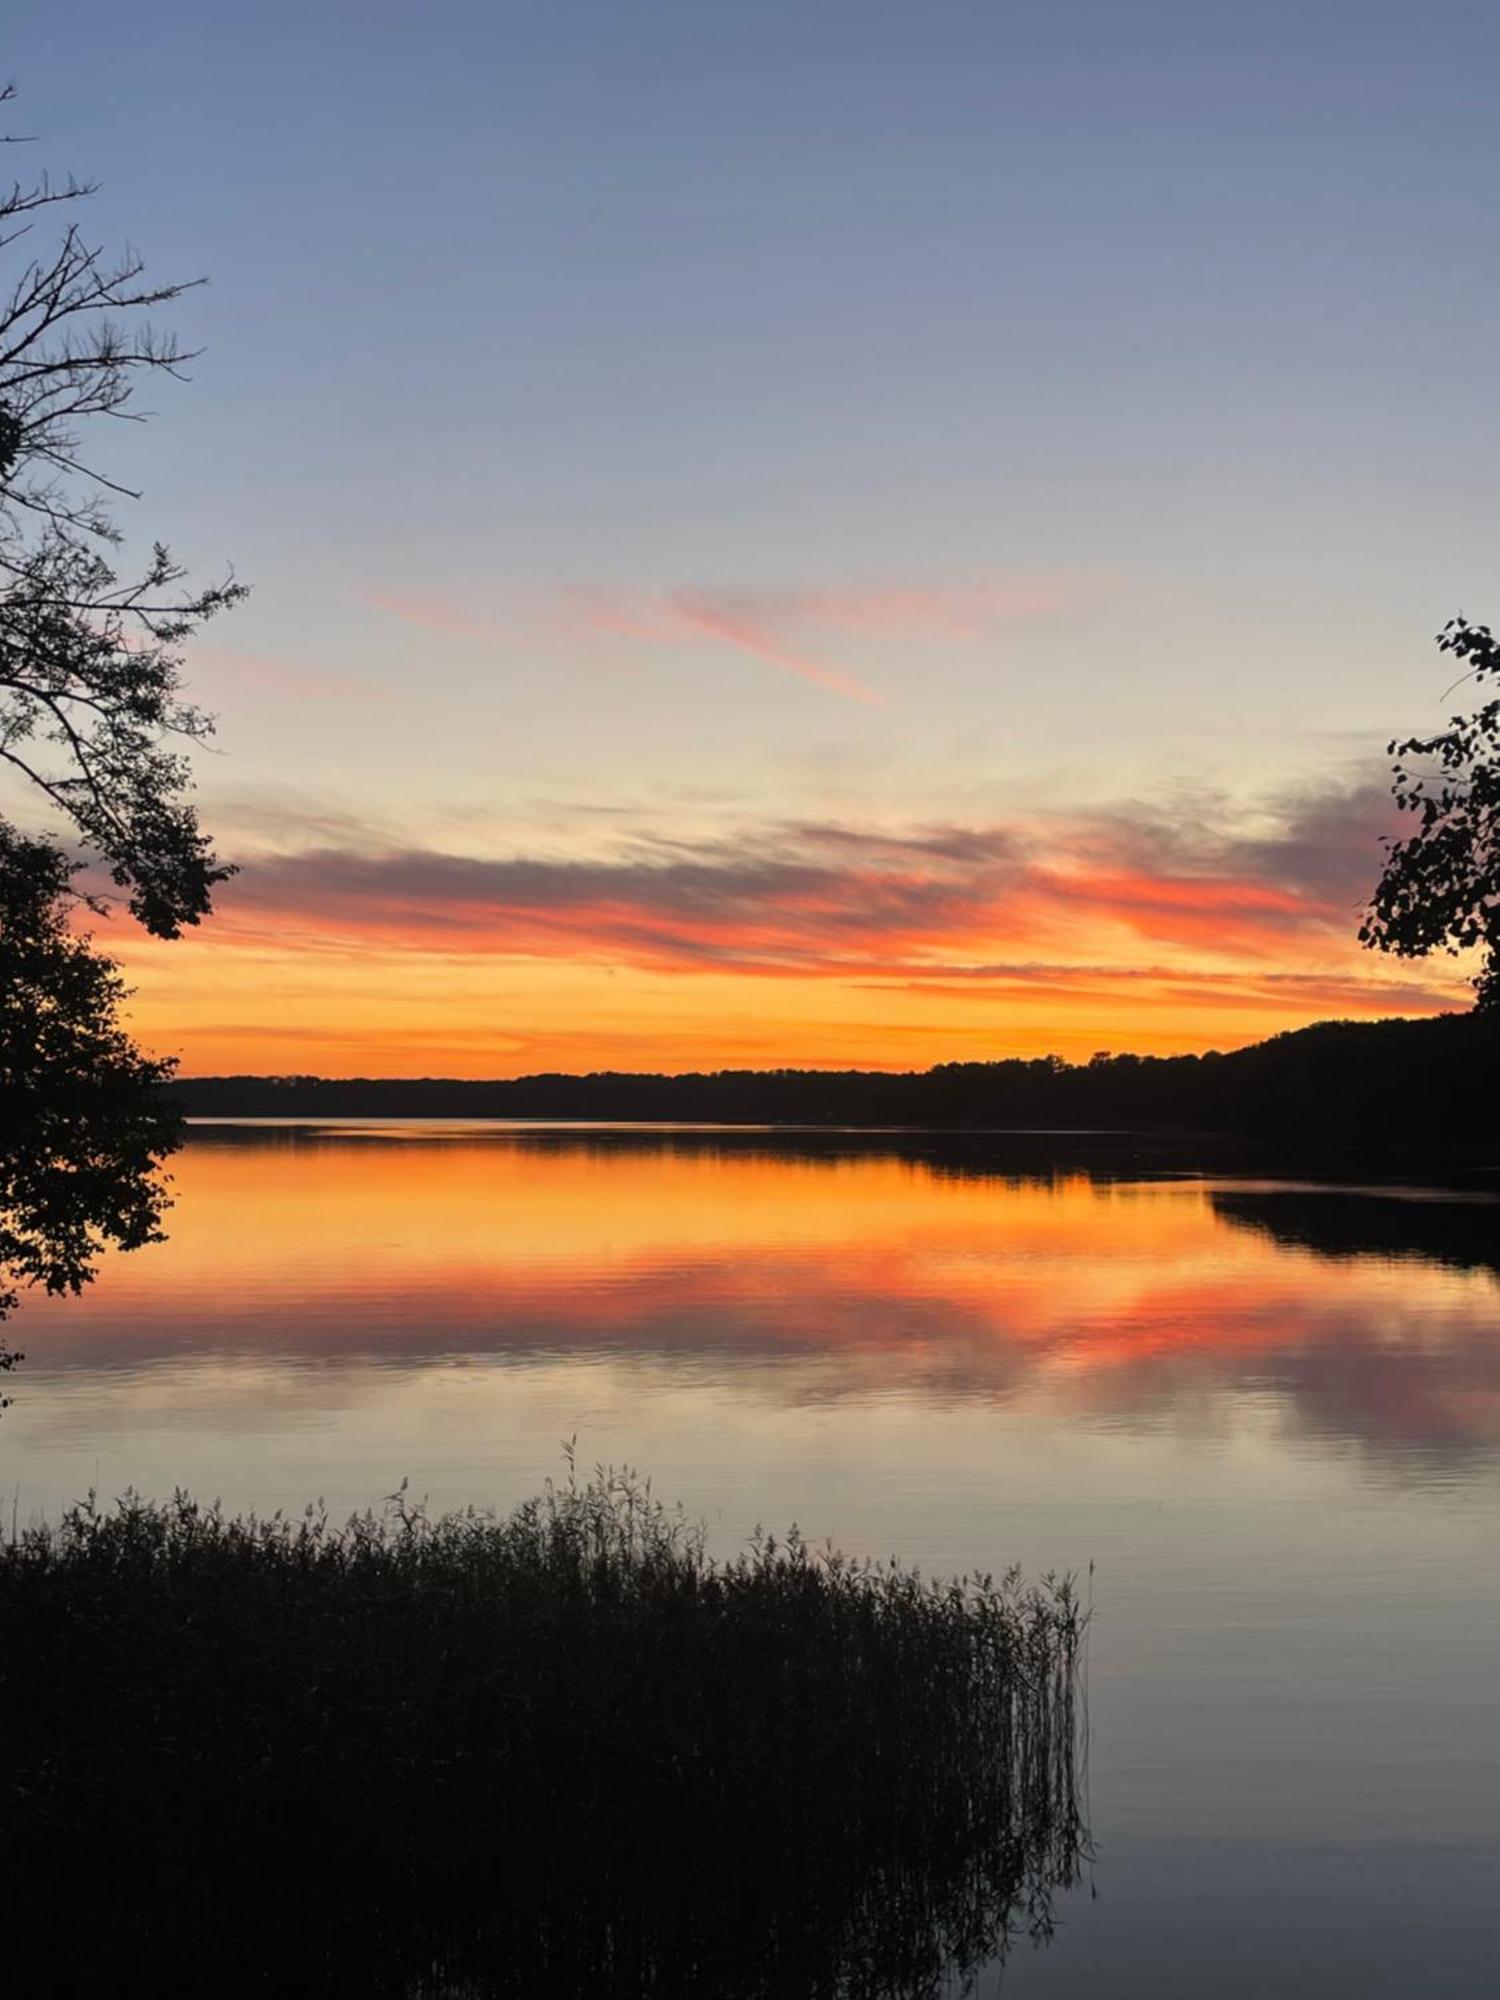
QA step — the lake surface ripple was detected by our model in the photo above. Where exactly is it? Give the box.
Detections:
[6,1122,1498,1997]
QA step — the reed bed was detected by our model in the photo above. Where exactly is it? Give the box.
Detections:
[0,1461,1087,1997]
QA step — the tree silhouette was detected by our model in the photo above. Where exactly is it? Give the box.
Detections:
[0,87,238,1360]
[0,831,177,1395]
[1361,617,1500,1010]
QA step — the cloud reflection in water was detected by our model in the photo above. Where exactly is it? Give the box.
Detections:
[16,1127,1499,1472]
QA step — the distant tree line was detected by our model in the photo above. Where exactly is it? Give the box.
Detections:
[166,1011,1496,1150]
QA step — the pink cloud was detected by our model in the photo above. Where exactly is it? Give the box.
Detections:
[731,579,1065,636]
[193,648,380,704]
[561,575,1068,704]
[369,591,505,645]
[551,586,881,703]
[370,574,1068,706]
[666,592,884,704]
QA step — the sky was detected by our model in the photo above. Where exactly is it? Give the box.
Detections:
[6,0,1498,1074]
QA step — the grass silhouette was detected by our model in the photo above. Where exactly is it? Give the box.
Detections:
[0,1457,1087,1996]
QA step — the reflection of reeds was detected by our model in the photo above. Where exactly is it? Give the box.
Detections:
[0,1461,1088,1997]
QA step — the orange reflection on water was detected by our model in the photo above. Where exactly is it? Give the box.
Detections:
[25,1129,1500,1457]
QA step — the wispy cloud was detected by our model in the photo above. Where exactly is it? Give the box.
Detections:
[369,573,1071,706]
[193,648,380,705]
[368,591,506,645]
[171,773,1466,1019]
[561,576,1066,705]
[665,592,885,705]
[865,964,1461,1015]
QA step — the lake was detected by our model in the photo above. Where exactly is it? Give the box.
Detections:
[5,1121,1499,1996]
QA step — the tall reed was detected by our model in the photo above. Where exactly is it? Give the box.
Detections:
[0,1461,1087,1996]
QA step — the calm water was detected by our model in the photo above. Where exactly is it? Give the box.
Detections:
[6,1122,1500,1996]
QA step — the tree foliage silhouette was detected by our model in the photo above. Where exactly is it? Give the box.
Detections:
[0,86,238,1360]
[0,832,177,1392]
[1360,618,1500,1010]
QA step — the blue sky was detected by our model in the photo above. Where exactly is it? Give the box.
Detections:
[5,2,1496,1067]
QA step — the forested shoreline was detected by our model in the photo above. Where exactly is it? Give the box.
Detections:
[165,1011,1497,1146]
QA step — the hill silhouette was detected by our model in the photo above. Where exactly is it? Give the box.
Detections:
[165,1011,1497,1156]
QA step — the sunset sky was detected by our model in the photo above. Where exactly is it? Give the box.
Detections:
[8,0,1496,1073]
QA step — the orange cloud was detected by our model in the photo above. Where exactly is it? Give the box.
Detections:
[185,791,1371,978]
[102,777,1474,1077]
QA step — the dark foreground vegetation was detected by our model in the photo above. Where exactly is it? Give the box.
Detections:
[0,1466,1087,1998]
[167,1010,1497,1150]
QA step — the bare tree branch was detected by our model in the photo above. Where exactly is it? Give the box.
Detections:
[0,88,243,936]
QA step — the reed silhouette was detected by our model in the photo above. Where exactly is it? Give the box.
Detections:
[0,1461,1088,1998]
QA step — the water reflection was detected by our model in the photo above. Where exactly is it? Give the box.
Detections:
[1212,1183,1500,1280]
[7,1125,1499,1996]
[18,1125,1500,1470]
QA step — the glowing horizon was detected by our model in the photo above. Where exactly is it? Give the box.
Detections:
[104,773,1471,1077]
